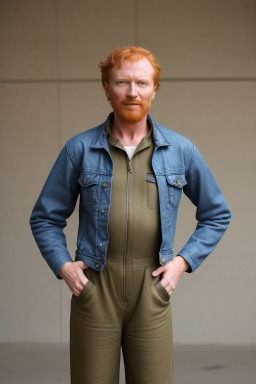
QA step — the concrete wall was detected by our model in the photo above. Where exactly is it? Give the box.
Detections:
[0,0,255,344]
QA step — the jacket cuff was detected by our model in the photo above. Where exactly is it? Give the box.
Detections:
[51,254,74,280]
[176,248,199,273]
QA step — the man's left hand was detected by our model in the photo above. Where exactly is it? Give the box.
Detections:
[152,256,190,297]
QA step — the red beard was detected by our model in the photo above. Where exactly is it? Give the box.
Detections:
[110,98,152,123]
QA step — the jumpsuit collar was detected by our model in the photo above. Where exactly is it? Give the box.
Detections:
[90,112,172,150]
[106,113,153,154]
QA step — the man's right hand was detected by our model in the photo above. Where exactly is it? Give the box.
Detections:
[59,261,89,296]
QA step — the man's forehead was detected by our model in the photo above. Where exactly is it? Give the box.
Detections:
[112,58,154,77]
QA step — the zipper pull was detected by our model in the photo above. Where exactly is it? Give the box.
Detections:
[128,160,132,173]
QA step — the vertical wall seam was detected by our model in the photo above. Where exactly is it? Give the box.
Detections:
[134,0,138,45]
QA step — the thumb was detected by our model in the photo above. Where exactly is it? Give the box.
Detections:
[152,265,165,277]
[76,260,88,270]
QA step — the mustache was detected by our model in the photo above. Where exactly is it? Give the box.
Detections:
[121,100,143,105]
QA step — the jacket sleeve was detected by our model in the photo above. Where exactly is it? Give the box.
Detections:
[29,142,80,279]
[177,144,231,272]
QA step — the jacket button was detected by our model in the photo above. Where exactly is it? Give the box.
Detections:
[103,183,108,188]
[99,243,103,247]
[177,179,181,185]
[83,178,87,184]
[161,257,165,263]
[101,209,106,214]
[96,263,99,268]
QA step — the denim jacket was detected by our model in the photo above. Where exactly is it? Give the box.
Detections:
[29,113,231,279]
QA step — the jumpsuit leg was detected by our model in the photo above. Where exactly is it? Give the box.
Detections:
[122,264,173,384]
[70,262,173,384]
[70,267,122,384]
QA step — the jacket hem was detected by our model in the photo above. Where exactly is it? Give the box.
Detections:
[75,249,105,272]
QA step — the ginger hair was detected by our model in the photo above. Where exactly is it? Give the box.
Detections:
[98,46,161,90]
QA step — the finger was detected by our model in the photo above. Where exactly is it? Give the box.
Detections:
[72,277,88,295]
[152,266,165,276]
[77,269,88,286]
[73,288,82,297]
[160,277,169,288]
[74,263,88,284]
[76,260,88,270]
[74,283,87,296]
[159,276,176,296]
[77,266,88,287]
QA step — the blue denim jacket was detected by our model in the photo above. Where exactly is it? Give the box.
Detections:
[29,113,231,279]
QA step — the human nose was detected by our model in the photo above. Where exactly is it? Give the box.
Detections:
[127,82,137,98]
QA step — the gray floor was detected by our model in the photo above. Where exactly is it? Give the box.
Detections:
[1,343,255,384]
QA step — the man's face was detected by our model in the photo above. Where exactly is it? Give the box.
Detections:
[103,58,157,123]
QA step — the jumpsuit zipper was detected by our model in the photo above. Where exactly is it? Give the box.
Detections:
[123,158,132,303]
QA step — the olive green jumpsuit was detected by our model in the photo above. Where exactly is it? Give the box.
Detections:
[70,117,173,383]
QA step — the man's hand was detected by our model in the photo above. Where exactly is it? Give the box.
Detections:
[59,261,89,296]
[152,256,189,297]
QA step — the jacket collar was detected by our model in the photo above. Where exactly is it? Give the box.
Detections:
[90,112,172,149]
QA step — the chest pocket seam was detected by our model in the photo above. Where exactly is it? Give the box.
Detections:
[166,175,187,207]
[145,172,159,209]
[78,175,99,207]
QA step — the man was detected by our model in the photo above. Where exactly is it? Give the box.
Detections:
[30,46,231,384]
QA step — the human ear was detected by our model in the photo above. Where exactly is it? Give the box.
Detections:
[151,85,157,101]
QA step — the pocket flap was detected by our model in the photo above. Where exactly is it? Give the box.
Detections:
[145,172,156,183]
[78,175,99,187]
[166,175,187,188]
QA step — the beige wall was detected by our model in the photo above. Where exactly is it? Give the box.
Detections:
[0,0,255,344]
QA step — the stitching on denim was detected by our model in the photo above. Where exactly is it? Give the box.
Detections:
[51,253,73,273]
[179,248,199,269]
[76,248,96,258]
[186,143,196,177]
[155,124,172,145]
[65,141,79,172]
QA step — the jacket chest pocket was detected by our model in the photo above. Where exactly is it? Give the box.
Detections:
[166,175,187,207]
[145,172,159,209]
[78,175,99,207]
